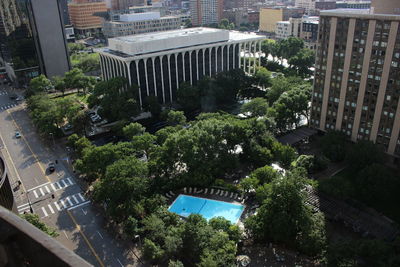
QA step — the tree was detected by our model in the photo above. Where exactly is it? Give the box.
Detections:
[250,165,279,184]
[131,133,156,159]
[21,213,59,237]
[168,260,184,267]
[123,122,145,140]
[142,238,165,263]
[288,48,315,77]
[273,142,298,168]
[52,76,66,95]
[144,96,162,118]
[319,131,347,162]
[266,75,303,105]
[241,97,269,117]
[71,110,89,135]
[166,110,186,126]
[279,37,304,59]
[346,140,385,171]
[67,42,85,55]
[292,154,314,173]
[27,75,52,97]
[239,176,259,194]
[177,82,200,112]
[64,68,86,91]
[254,66,272,89]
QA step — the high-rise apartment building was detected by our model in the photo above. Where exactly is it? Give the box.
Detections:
[310,0,400,157]
[68,0,108,35]
[0,0,70,84]
[190,0,224,26]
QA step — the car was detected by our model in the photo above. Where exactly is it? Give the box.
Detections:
[87,111,96,116]
[15,131,21,138]
[15,96,24,101]
[48,162,55,173]
[63,124,73,131]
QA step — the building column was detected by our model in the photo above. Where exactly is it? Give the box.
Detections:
[209,48,212,76]
[388,97,400,155]
[336,18,356,130]
[196,50,199,80]
[175,53,179,89]
[182,52,186,81]
[126,61,132,86]
[258,41,262,68]
[152,57,157,97]
[144,59,149,96]
[167,54,173,102]
[160,56,166,104]
[243,42,247,73]
[227,45,230,71]
[232,44,236,70]
[319,17,338,131]
[249,42,253,74]
[370,21,399,142]
[351,20,376,141]
[135,60,142,107]
[202,48,206,76]
[215,47,218,74]
[221,46,224,72]
[189,50,193,85]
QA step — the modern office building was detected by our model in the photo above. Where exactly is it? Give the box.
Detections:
[310,0,400,158]
[68,0,108,35]
[259,7,304,32]
[0,0,70,84]
[99,28,264,106]
[102,12,182,38]
[190,0,224,26]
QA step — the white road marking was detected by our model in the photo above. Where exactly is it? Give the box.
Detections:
[51,183,56,191]
[61,180,68,188]
[116,258,124,267]
[66,196,73,206]
[67,177,73,185]
[78,193,85,202]
[45,185,51,193]
[97,231,103,239]
[63,230,68,239]
[54,202,61,211]
[17,203,29,208]
[41,207,48,217]
[33,190,38,198]
[55,182,61,189]
[82,208,88,215]
[72,195,79,204]
[67,201,90,211]
[48,204,55,214]
[28,182,51,192]
[60,199,67,209]
[39,188,45,196]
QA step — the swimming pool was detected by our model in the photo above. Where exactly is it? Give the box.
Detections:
[168,194,244,224]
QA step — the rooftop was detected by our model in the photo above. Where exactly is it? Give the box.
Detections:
[103,27,264,58]
[321,8,400,19]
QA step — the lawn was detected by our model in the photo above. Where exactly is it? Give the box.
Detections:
[63,92,90,105]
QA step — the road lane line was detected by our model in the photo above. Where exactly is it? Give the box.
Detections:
[66,196,73,206]
[41,207,48,217]
[78,193,85,202]
[45,185,50,193]
[33,190,38,198]
[116,258,124,267]
[61,180,68,188]
[72,195,79,204]
[67,201,91,211]
[66,210,105,267]
[63,230,68,239]
[48,204,55,214]
[7,110,51,182]
[54,202,61,211]
[39,188,45,196]
[97,231,103,239]
[17,203,29,208]
[50,183,56,191]
[60,199,67,209]
[67,177,73,185]
[27,182,51,192]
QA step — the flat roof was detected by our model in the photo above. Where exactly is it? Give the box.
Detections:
[321,8,400,19]
[102,27,265,58]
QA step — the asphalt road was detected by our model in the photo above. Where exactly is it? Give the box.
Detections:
[0,82,142,267]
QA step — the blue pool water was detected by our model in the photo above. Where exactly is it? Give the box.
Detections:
[168,194,244,224]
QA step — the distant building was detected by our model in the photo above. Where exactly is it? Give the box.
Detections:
[310,0,400,158]
[102,12,182,38]
[315,1,336,10]
[248,11,259,24]
[336,1,371,9]
[68,0,108,35]
[259,7,304,32]
[65,26,76,42]
[111,0,145,10]
[275,21,291,39]
[190,0,224,26]
[59,0,71,25]
[295,0,316,15]
[99,28,264,106]
[0,0,70,84]
[300,16,318,50]
[289,17,302,37]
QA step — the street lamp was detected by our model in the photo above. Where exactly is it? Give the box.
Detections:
[49,132,55,147]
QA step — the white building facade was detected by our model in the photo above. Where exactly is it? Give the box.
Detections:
[295,0,316,15]
[275,21,291,39]
[99,28,264,106]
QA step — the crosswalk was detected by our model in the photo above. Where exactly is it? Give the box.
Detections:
[0,90,8,96]
[28,177,74,199]
[0,103,17,111]
[17,192,90,218]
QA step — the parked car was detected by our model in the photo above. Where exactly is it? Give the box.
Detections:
[48,162,55,173]
[15,131,21,138]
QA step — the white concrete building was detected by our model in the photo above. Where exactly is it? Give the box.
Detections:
[99,28,264,106]
[275,21,291,39]
[102,12,183,38]
[295,0,316,15]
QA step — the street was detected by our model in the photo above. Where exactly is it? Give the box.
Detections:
[0,83,141,267]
